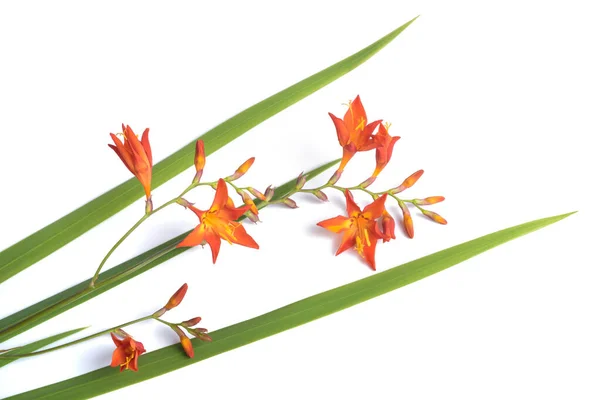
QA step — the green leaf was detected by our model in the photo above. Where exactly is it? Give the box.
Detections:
[0,160,340,343]
[0,17,418,285]
[0,327,87,368]
[5,211,575,400]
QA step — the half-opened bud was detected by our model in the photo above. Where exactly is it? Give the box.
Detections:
[381,209,396,242]
[391,170,424,194]
[194,140,206,172]
[422,210,447,225]
[399,202,414,238]
[181,317,202,327]
[172,326,194,358]
[165,283,188,310]
[413,196,445,205]
[227,157,255,181]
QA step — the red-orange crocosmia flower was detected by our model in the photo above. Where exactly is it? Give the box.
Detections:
[329,95,382,172]
[381,208,396,242]
[109,124,153,199]
[176,179,259,263]
[372,123,400,177]
[110,333,146,372]
[317,190,387,270]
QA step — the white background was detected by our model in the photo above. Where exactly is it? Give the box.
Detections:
[1,1,599,399]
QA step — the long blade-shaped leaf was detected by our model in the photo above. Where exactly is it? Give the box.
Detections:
[0,17,418,285]
[5,211,575,400]
[0,160,340,343]
[0,327,86,368]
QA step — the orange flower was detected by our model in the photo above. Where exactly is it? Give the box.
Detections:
[109,124,153,199]
[329,95,382,172]
[381,208,396,242]
[110,333,146,372]
[372,122,400,177]
[317,191,387,270]
[177,179,259,263]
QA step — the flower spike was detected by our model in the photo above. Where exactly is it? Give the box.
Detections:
[108,124,153,199]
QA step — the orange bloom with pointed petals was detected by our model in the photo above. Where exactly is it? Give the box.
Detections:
[110,333,146,372]
[177,179,259,263]
[372,122,400,177]
[329,95,382,172]
[317,191,387,270]
[109,124,153,199]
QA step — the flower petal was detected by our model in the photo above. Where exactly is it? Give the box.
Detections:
[110,346,127,368]
[335,229,356,255]
[317,216,352,233]
[204,230,222,264]
[329,113,350,146]
[141,128,152,166]
[363,194,387,220]
[344,190,361,217]
[228,222,259,250]
[210,179,229,212]
[176,225,206,248]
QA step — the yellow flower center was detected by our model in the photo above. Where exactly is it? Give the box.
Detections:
[202,211,238,243]
[352,214,371,257]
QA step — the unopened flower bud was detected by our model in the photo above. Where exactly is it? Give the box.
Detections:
[172,326,194,358]
[421,210,447,225]
[194,140,206,173]
[247,187,266,201]
[413,196,445,205]
[283,198,298,208]
[176,198,194,209]
[399,202,414,238]
[391,170,424,194]
[164,283,188,310]
[181,317,202,327]
[227,157,255,181]
[264,185,275,201]
[295,173,307,190]
[313,190,328,202]
[189,328,212,342]
[328,170,342,185]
